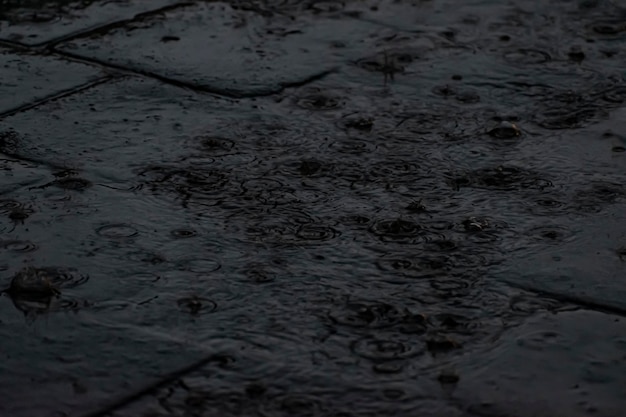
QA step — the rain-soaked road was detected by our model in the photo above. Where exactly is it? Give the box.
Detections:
[0,0,625,416]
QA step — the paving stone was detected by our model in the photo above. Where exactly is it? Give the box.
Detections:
[450,310,626,417]
[0,303,220,417]
[0,47,105,115]
[0,0,181,45]
[494,107,626,315]
[56,1,385,97]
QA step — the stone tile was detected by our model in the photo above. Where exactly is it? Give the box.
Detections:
[450,310,626,417]
[493,108,626,315]
[0,304,215,417]
[0,47,105,115]
[56,2,384,97]
[0,0,181,45]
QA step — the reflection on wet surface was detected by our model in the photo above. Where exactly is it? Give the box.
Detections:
[0,0,625,416]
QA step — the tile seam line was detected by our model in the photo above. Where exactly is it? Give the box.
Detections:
[3,2,197,50]
[50,48,262,99]
[78,352,231,417]
[503,279,626,317]
[0,75,116,121]
[51,48,338,99]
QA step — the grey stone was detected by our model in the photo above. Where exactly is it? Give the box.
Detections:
[0,47,104,115]
[0,0,181,45]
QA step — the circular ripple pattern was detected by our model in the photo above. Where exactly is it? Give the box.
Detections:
[369,219,422,242]
[295,224,338,242]
[525,225,576,244]
[328,302,406,329]
[2,1,626,414]
[2,240,38,253]
[351,337,424,361]
[36,267,89,289]
[176,296,218,315]
[177,258,221,273]
[96,223,139,239]
[0,200,22,213]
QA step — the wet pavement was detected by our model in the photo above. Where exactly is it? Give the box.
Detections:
[0,0,625,416]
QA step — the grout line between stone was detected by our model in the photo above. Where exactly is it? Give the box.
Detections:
[0,75,117,121]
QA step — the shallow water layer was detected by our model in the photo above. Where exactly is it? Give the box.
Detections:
[0,0,625,416]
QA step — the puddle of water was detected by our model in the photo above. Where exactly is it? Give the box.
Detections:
[0,0,625,415]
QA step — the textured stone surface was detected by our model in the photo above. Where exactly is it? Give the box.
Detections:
[0,1,625,416]
[0,47,104,115]
[56,2,385,97]
[451,310,626,417]
[0,0,181,45]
